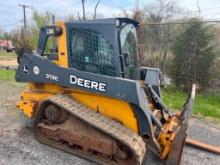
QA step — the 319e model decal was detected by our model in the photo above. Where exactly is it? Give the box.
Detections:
[46,74,59,81]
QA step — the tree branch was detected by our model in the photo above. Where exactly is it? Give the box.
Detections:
[93,0,100,20]
[120,7,129,17]
[81,0,86,20]
[77,12,81,20]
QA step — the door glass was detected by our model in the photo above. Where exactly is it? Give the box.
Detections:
[120,24,139,80]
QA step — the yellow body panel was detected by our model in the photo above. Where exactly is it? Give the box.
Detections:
[16,90,53,117]
[17,21,139,134]
[71,90,139,132]
[17,83,139,133]
[54,21,68,67]
[28,83,63,94]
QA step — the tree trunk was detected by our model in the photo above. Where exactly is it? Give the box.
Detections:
[81,0,86,20]
[161,50,167,74]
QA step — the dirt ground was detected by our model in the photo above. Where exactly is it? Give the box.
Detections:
[0,79,220,165]
[0,60,17,68]
[0,52,18,68]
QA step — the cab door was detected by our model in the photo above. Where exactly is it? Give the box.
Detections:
[119,24,140,80]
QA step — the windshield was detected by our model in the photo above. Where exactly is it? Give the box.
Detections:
[120,24,139,80]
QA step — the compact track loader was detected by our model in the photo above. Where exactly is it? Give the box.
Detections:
[15,18,195,165]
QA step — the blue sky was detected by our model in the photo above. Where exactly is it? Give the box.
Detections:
[1,0,220,32]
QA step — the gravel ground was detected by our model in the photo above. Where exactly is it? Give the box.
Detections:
[0,80,219,165]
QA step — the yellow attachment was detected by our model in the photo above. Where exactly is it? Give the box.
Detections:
[148,103,154,111]
[16,101,37,118]
[140,80,145,87]
[158,116,179,159]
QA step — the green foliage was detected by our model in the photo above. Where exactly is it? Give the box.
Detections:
[0,32,10,40]
[0,27,3,38]
[28,10,53,49]
[162,85,220,119]
[32,10,52,28]
[171,21,216,91]
[10,10,53,54]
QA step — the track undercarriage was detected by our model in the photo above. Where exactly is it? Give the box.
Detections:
[34,94,146,165]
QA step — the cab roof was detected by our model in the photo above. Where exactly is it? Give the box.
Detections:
[66,18,139,27]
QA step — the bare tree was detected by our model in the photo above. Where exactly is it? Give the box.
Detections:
[131,5,145,62]
[93,0,101,19]
[143,0,178,70]
[78,0,101,20]
[81,0,86,20]
[196,0,201,17]
[120,7,129,17]
[77,12,81,20]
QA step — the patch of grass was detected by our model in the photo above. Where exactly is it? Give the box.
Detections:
[194,93,220,118]
[162,85,220,119]
[0,70,26,88]
[0,70,15,81]
[162,85,187,111]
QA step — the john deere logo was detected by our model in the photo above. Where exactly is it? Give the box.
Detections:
[70,75,106,92]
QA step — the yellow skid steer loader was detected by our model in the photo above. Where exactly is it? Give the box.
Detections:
[16,18,195,165]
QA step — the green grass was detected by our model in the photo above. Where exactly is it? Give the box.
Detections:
[194,93,220,118]
[0,69,15,81]
[162,85,220,119]
[0,70,26,88]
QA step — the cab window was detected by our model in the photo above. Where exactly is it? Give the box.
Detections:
[120,24,139,80]
[69,28,116,77]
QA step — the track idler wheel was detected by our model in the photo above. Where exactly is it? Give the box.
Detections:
[44,105,68,124]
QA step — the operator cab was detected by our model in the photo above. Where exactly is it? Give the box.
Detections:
[37,18,140,80]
